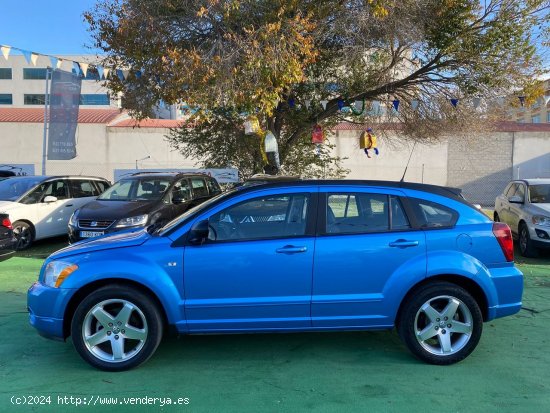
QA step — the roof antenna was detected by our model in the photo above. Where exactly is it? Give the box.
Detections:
[400,141,417,182]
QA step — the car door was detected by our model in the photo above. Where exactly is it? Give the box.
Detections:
[21,179,72,238]
[507,182,526,235]
[312,187,426,328]
[183,188,316,331]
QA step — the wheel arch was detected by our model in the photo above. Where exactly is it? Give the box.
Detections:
[395,274,489,328]
[62,278,170,339]
[13,219,36,236]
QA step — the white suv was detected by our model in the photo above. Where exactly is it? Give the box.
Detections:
[0,176,110,249]
[494,178,550,257]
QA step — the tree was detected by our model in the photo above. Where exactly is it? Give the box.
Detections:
[85,0,549,177]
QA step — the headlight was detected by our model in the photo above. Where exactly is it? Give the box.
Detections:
[43,261,78,288]
[114,214,149,228]
[69,211,78,226]
[532,215,550,226]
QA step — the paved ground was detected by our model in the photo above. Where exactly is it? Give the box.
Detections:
[0,236,549,412]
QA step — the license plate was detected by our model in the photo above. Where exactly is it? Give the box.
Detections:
[80,231,104,238]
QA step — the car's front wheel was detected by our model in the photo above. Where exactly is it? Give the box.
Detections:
[71,285,163,371]
[519,222,538,258]
[398,282,483,365]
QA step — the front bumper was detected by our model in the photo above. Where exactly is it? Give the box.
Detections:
[27,282,76,340]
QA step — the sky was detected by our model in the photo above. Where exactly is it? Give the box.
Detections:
[0,0,98,55]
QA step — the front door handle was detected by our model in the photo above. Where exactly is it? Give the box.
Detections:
[389,239,419,248]
[276,245,307,254]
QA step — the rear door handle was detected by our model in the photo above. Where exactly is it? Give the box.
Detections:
[276,245,307,254]
[389,239,419,248]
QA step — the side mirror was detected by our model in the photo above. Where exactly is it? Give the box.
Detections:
[508,195,524,204]
[188,220,209,245]
[43,195,58,203]
[172,197,186,205]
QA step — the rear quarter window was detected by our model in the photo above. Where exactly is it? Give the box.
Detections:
[408,198,458,229]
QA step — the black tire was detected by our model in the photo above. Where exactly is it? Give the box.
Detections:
[519,222,538,258]
[493,212,500,222]
[12,221,34,250]
[71,284,163,371]
[397,282,483,365]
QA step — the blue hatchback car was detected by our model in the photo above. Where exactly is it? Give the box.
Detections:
[28,180,522,371]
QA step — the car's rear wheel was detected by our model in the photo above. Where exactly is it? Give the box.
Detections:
[398,282,483,365]
[519,223,538,258]
[12,221,34,250]
[71,285,163,371]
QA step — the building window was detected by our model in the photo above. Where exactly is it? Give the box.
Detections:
[79,94,110,105]
[24,94,46,105]
[23,68,48,80]
[72,67,101,80]
[532,115,541,124]
[0,68,12,79]
[0,94,12,104]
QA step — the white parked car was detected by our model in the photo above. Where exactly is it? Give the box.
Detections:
[494,178,550,257]
[0,176,110,250]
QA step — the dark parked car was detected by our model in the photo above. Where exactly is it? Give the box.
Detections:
[0,214,16,262]
[29,180,522,371]
[68,172,222,243]
[0,170,16,178]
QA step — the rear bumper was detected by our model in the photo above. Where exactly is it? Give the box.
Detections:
[487,266,523,321]
[27,282,75,340]
[0,236,16,262]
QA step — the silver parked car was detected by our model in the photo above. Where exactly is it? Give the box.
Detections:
[494,179,550,257]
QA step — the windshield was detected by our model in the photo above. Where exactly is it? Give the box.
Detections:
[158,190,235,235]
[98,178,172,201]
[0,177,44,202]
[529,184,550,204]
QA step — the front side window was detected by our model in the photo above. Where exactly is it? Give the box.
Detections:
[326,193,389,234]
[0,177,44,202]
[506,184,518,198]
[208,193,310,241]
[20,180,67,204]
[171,179,192,202]
[515,184,526,201]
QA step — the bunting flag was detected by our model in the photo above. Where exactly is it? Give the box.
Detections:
[122,69,130,80]
[544,95,550,106]
[22,50,32,64]
[288,98,295,108]
[337,98,344,110]
[30,52,39,66]
[135,70,142,79]
[56,58,63,69]
[353,100,363,112]
[371,100,382,115]
[1,45,10,60]
[304,99,311,110]
[73,61,81,75]
[103,67,110,79]
[320,100,328,110]
[116,69,125,80]
[392,99,400,111]
[450,98,459,107]
[80,62,89,78]
[411,99,419,111]
[518,96,526,107]
[97,66,104,80]
[49,56,58,69]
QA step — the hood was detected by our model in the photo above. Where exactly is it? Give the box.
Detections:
[51,228,151,259]
[76,200,158,221]
[0,201,19,213]
[530,203,550,215]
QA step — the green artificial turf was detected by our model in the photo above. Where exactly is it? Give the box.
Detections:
[0,239,549,412]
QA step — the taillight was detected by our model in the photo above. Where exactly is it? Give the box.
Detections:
[492,222,514,262]
[1,218,13,230]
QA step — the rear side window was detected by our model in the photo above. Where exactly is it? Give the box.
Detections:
[408,198,458,228]
[191,178,208,198]
[206,178,222,195]
[94,181,109,194]
[69,180,99,198]
[326,193,389,234]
